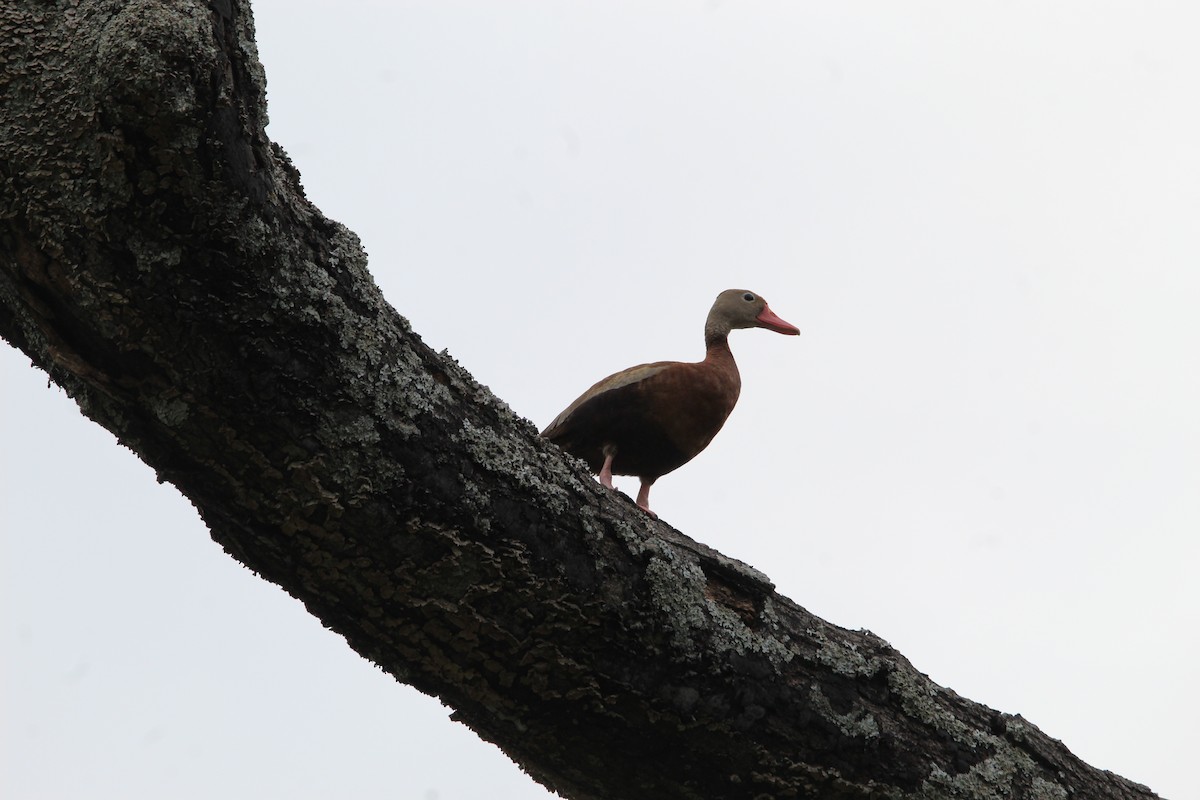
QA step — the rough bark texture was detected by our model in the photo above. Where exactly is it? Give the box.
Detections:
[0,3,1161,799]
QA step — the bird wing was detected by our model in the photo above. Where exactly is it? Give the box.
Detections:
[542,360,676,438]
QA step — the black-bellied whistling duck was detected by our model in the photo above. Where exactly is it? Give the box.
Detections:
[542,289,800,517]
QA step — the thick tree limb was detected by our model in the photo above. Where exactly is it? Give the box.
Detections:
[0,3,1160,798]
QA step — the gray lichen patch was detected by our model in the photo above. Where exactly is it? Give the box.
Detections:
[324,407,379,450]
[381,361,450,434]
[807,683,881,740]
[808,626,881,678]
[644,550,710,654]
[454,420,574,515]
[150,394,190,427]
[885,663,973,741]
[642,544,792,669]
[917,748,1068,800]
[92,2,216,143]
[704,595,793,666]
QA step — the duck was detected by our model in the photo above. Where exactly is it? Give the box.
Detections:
[541,289,799,517]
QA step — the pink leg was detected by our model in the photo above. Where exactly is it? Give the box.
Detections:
[636,480,658,519]
[598,448,616,490]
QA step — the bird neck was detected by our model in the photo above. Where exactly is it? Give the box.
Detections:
[703,333,734,361]
[702,334,742,397]
[703,316,731,344]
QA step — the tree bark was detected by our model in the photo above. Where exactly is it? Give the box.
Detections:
[0,3,1160,799]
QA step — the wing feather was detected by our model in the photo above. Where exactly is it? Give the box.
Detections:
[542,361,675,437]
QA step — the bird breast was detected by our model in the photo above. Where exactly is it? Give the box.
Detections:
[648,358,741,461]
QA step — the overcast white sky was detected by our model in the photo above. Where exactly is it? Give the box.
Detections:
[3,2,1198,798]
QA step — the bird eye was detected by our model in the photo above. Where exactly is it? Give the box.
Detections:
[742,292,755,302]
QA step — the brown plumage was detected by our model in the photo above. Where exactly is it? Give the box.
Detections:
[542,289,800,516]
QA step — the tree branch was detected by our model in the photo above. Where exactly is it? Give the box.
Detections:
[0,3,1159,798]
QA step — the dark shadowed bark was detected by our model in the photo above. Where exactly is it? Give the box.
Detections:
[0,3,1161,799]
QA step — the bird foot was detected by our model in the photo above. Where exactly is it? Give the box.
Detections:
[637,503,658,520]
